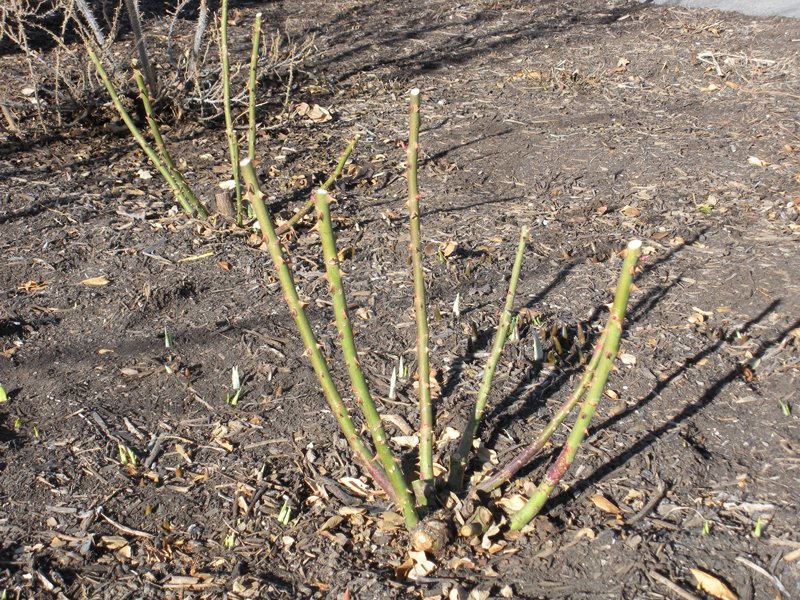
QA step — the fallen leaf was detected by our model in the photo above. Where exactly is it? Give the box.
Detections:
[589,494,621,515]
[497,494,528,514]
[18,280,48,292]
[700,83,721,93]
[619,353,637,365]
[690,568,737,600]
[613,57,630,73]
[620,205,641,218]
[408,550,436,579]
[217,261,232,271]
[99,535,129,550]
[439,241,458,257]
[294,102,332,123]
[337,246,355,261]
[391,435,420,449]
[338,476,372,498]
[81,276,110,286]
[436,426,461,448]
[747,156,768,167]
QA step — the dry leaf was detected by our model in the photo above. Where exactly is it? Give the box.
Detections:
[18,280,48,292]
[217,261,232,271]
[497,494,528,514]
[619,353,637,366]
[212,437,234,452]
[439,241,458,257]
[381,414,414,436]
[338,476,372,498]
[99,535,129,550]
[337,246,355,261]
[589,494,621,515]
[391,435,420,449]
[620,205,641,218]
[747,156,768,167]
[81,276,110,287]
[295,102,332,123]
[408,550,436,579]
[436,426,461,448]
[700,83,721,93]
[690,568,737,600]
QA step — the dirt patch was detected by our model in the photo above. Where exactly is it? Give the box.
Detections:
[1,1,799,598]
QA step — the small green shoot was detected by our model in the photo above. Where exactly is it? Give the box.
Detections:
[753,516,763,538]
[532,331,544,361]
[388,366,398,400]
[452,293,461,320]
[118,444,137,466]
[33,425,39,439]
[12,418,21,432]
[226,389,241,406]
[697,204,714,215]
[779,399,791,417]
[232,366,241,390]
[398,355,407,379]
[508,315,520,343]
[0,385,7,403]
[164,327,173,349]
[223,532,236,548]
[701,520,711,536]
[226,366,242,405]
[277,500,292,526]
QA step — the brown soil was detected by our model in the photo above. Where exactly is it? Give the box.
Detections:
[1,1,799,598]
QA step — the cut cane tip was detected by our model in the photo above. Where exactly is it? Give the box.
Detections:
[316,188,328,197]
[240,157,251,168]
[628,239,642,251]
[410,88,420,96]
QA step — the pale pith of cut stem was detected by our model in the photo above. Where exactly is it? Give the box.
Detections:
[509,240,642,530]
[276,136,360,234]
[247,13,262,163]
[220,0,243,224]
[239,159,394,500]
[473,326,609,495]
[314,189,419,528]
[131,63,208,218]
[87,47,196,217]
[407,88,433,482]
[448,225,528,491]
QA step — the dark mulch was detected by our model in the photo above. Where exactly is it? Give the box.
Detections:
[1,1,799,598]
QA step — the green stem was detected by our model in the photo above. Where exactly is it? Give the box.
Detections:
[131,63,208,218]
[472,326,609,495]
[247,12,262,163]
[315,189,419,528]
[448,226,528,491]
[239,159,394,500]
[86,46,195,217]
[509,240,642,530]
[276,136,360,234]
[220,0,243,225]
[407,88,433,483]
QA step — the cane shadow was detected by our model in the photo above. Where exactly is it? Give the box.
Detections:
[479,229,708,452]
[438,259,579,403]
[528,300,791,512]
